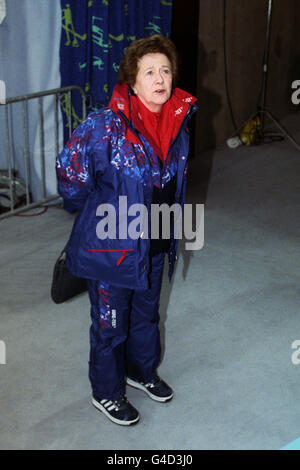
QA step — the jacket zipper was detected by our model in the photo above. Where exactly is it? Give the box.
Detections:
[87,249,134,266]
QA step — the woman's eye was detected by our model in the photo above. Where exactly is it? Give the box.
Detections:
[163,69,170,74]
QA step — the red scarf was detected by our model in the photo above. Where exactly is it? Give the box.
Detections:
[136,97,166,161]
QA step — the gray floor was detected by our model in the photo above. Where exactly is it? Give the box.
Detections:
[1,114,300,450]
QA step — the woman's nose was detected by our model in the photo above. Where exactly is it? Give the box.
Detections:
[155,73,164,84]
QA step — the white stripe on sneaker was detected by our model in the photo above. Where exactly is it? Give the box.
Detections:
[126,377,173,402]
[91,397,139,426]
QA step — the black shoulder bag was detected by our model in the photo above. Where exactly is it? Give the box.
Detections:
[51,248,87,304]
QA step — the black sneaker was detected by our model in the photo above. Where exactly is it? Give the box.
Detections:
[92,394,140,426]
[126,375,173,402]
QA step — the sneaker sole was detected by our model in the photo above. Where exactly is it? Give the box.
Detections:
[126,378,173,402]
[92,398,140,426]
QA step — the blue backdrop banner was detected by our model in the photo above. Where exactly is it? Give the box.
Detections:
[59,0,173,142]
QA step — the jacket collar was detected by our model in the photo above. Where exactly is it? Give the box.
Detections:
[109,83,197,148]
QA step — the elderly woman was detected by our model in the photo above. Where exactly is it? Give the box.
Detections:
[56,34,197,426]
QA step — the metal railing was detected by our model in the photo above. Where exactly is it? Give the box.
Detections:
[0,86,86,220]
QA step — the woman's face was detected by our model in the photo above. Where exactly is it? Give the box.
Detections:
[133,53,173,113]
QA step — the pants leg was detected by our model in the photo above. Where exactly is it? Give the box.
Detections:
[125,253,165,383]
[86,253,165,398]
[87,279,133,400]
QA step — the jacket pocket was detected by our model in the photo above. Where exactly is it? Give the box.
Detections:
[87,248,134,266]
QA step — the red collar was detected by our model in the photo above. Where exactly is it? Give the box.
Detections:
[109,83,197,161]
